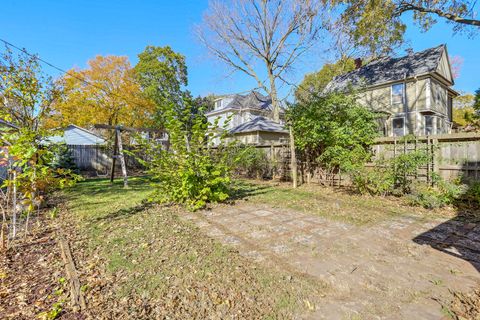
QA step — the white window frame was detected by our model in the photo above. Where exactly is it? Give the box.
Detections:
[424,115,435,136]
[391,83,405,105]
[392,117,406,137]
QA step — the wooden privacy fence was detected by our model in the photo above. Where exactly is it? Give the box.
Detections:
[370,133,480,182]
[67,145,143,174]
[68,133,480,182]
[247,133,480,185]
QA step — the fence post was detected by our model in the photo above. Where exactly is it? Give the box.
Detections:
[427,136,431,184]
[432,138,439,185]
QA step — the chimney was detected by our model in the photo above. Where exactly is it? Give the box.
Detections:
[354,58,362,69]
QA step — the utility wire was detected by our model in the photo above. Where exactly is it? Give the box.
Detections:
[0,38,149,110]
[0,38,265,113]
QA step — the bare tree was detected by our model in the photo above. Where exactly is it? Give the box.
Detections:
[197,0,325,122]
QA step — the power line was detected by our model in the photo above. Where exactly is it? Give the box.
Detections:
[0,38,149,110]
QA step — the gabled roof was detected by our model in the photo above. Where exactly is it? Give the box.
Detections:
[48,124,106,145]
[206,91,284,115]
[229,116,287,134]
[324,45,448,93]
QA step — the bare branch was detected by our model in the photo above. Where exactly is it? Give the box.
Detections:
[395,1,480,26]
[198,0,325,121]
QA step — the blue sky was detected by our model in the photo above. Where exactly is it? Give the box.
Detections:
[1,0,479,99]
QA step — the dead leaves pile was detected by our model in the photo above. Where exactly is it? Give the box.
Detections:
[0,215,83,319]
[448,288,480,320]
[64,204,319,319]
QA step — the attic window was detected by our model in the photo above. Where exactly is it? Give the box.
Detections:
[391,83,404,105]
[215,100,222,109]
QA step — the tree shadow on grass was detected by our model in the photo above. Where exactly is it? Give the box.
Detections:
[66,176,152,200]
[413,166,480,273]
[93,201,155,222]
[229,180,271,201]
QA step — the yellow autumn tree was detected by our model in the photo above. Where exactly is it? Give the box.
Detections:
[46,55,155,129]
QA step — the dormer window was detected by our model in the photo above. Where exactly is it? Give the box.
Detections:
[215,99,223,110]
[391,83,404,105]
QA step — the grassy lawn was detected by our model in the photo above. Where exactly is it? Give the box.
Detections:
[233,179,451,225]
[62,177,322,319]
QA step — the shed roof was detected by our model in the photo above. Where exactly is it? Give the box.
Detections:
[324,45,447,93]
[229,117,287,134]
[48,124,106,145]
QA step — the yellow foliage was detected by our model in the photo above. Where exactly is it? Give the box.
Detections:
[453,107,472,127]
[45,55,156,129]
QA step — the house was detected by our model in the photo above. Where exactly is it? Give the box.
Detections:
[324,44,459,137]
[228,116,288,145]
[48,124,106,145]
[206,91,288,145]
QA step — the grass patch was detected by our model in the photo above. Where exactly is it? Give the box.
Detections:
[233,179,450,225]
[62,177,323,319]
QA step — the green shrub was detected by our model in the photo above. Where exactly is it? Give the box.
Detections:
[288,92,379,173]
[137,97,235,211]
[390,149,429,193]
[232,146,270,179]
[407,179,466,209]
[463,181,480,206]
[150,151,231,211]
[50,144,80,175]
[350,166,394,196]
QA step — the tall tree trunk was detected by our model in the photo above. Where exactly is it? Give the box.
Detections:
[267,69,280,122]
[269,76,297,188]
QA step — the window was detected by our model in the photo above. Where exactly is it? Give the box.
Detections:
[448,95,453,121]
[215,100,222,109]
[392,117,405,137]
[432,81,447,108]
[391,83,404,105]
[424,115,434,135]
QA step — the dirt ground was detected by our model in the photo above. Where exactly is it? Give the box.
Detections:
[184,202,480,319]
[0,214,84,320]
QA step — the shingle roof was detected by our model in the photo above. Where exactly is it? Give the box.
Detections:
[206,91,284,115]
[324,45,446,93]
[228,91,272,110]
[229,117,288,134]
[48,124,106,145]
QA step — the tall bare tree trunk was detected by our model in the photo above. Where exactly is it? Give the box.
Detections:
[268,70,280,122]
[270,79,297,188]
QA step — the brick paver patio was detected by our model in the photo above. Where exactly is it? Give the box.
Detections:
[182,203,480,319]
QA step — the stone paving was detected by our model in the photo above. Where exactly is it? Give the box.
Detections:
[182,203,480,319]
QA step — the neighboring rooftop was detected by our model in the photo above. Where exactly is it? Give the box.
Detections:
[207,91,283,114]
[48,124,106,145]
[324,45,448,93]
[229,116,287,134]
